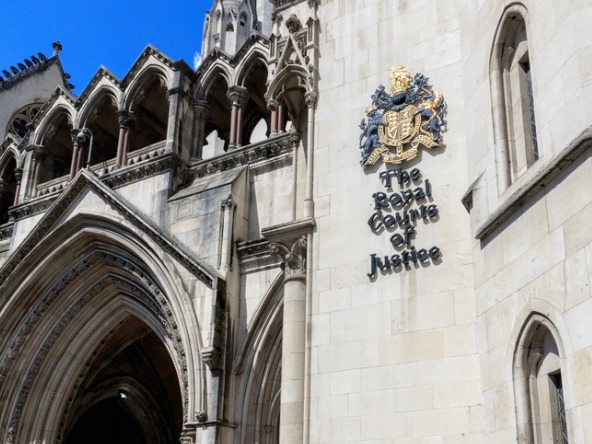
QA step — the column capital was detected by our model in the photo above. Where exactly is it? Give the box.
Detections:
[116,109,135,129]
[13,168,23,183]
[221,195,236,210]
[267,99,280,111]
[194,100,210,119]
[305,90,317,108]
[270,235,307,278]
[31,145,47,162]
[227,86,249,107]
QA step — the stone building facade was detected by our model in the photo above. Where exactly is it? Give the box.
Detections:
[0,0,591,443]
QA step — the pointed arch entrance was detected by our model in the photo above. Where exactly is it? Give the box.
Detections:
[0,207,215,443]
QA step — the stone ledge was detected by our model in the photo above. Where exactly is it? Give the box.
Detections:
[474,127,592,240]
[261,217,315,243]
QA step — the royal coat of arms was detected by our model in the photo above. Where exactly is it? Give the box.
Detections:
[359,66,446,166]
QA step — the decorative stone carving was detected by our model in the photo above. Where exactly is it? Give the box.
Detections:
[270,235,307,278]
[116,109,135,129]
[227,86,249,108]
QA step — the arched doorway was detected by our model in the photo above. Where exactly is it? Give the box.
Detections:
[63,316,183,444]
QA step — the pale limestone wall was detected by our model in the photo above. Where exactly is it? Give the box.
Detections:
[0,62,65,137]
[311,0,482,442]
[461,0,592,442]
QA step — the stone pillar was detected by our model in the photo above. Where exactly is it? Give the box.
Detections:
[268,99,279,135]
[70,129,81,179]
[219,196,236,273]
[31,145,47,197]
[0,179,7,221]
[271,236,307,444]
[194,101,210,159]
[227,86,248,149]
[304,91,317,219]
[116,110,135,167]
[277,101,285,133]
[13,168,22,205]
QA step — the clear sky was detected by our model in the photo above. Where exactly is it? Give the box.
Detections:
[0,0,212,94]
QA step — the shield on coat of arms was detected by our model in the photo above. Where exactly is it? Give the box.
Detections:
[378,106,421,147]
[358,66,447,167]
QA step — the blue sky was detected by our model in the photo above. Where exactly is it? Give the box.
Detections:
[0,0,212,94]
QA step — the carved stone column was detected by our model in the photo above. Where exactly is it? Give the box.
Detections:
[277,101,285,133]
[31,145,47,196]
[267,99,279,135]
[116,110,135,167]
[227,86,248,149]
[70,129,81,179]
[220,196,236,273]
[304,91,317,219]
[0,179,7,222]
[194,101,210,159]
[271,236,307,444]
[13,168,22,205]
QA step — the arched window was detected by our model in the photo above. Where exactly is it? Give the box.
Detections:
[7,103,43,138]
[514,315,569,443]
[491,5,539,190]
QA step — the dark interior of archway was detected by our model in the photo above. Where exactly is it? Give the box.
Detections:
[241,60,269,143]
[0,156,17,224]
[86,95,119,166]
[65,397,145,444]
[204,75,231,150]
[40,112,73,183]
[129,77,169,152]
[64,316,182,444]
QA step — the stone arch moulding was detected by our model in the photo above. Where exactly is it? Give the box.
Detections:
[33,103,75,147]
[0,207,216,443]
[0,227,203,442]
[489,2,535,192]
[510,307,572,444]
[234,271,284,444]
[196,60,233,103]
[76,84,121,129]
[122,64,172,111]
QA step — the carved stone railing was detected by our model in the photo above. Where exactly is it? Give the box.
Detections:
[127,140,167,167]
[12,133,298,225]
[0,221,13,241]
[36,175,70,197]
[192,131,297,179]
[36,140,168,197]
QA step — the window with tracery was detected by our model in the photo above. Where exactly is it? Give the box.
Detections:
[7,103,42,138]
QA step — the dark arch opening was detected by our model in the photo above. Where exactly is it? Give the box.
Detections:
[39,111,73,184]
[84,94,119,166]
[0,155,17,224]
[63,315,183,444]
[203,74,231,151]
[129,74,169,152]
[241,59,269,144]
[65,397,145,444]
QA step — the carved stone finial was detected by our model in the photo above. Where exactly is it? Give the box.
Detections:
[285,14,302,33]
[52,41,63,56]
